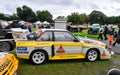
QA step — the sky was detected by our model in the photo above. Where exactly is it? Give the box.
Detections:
[1,0,120,19]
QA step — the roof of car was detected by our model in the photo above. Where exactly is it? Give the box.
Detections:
[38,29,68,32]
[36,29,68,34]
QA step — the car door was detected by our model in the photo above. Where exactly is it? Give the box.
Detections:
[36,31,54,55]
[53,31,83,59]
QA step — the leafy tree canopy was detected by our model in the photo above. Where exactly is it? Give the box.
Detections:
[17,5,37,22]
[36,10,53,22]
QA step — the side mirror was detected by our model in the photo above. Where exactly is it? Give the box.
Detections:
[73,39,79,42]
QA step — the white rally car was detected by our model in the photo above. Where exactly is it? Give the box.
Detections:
[15,29,111,64]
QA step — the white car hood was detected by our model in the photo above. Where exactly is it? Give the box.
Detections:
[0,52,8,59]
[77,37,105,45]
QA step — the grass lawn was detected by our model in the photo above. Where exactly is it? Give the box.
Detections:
[17,54,120,75]
[72,29,99,38]
[31,27,36,31]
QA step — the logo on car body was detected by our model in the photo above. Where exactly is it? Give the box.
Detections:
[17,47,27,50]
[56,44,65,53]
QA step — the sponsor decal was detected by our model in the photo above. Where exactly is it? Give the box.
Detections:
[56,44,65,53]
[59,56,77,58]
[17,47,27,50]
[0,59,11,72]
[17,51,29,54]
[13,33,19,38]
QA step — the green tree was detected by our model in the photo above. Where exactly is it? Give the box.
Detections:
[0,13,6,20]
[79,13,89,24]
[115,16,120,24]
[17,5,37,22]
[9,13,19,20]
[36,10,53,22]
[107,16,117,24]
[89,10,106,24]
[67,12,81,24]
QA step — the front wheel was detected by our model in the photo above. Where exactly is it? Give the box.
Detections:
[86,49,99,62]
[30,50,47,65]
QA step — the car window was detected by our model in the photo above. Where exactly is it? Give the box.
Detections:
[54,31,76,41]
[37,31,52,41]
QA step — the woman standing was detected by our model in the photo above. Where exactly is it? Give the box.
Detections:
[108,25,114,49]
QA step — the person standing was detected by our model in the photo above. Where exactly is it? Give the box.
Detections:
[108,25,114,49]
[97,25,104,40]
[27,23,32,32]
[103,25,108,40]
[113,24,120,46]
[25,22,32,32]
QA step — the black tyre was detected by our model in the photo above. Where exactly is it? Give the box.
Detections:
[88,30,91,34]
[86,49,99,62]
[30,50,47,65]
[0,41,14,52]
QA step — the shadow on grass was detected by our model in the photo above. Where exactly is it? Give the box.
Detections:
[47,59,86,64]
[18,58,111,65]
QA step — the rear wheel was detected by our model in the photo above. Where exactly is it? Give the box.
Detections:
[86,49,99,62]
[0,41,15,52]
[30,50,47,65]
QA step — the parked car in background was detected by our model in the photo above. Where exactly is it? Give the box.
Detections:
[0,20,15,51]
[70,25,83,32]
[81,24,88,30]
[15,29,111,65]
[88,24,100,34]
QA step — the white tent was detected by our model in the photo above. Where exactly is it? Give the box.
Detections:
[35,21,42,24]
[42,21,50,25]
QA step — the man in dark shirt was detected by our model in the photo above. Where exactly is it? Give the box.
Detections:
[113,24,120,46]
[103,25,108,40]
